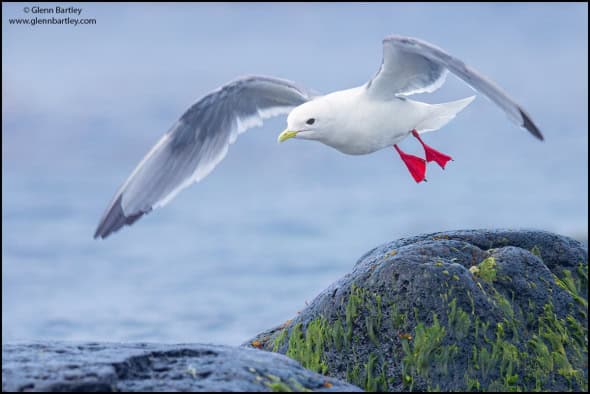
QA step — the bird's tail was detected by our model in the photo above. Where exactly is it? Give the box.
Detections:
[415,96,475,133]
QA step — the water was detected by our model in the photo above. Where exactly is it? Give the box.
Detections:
[2,3,588,345]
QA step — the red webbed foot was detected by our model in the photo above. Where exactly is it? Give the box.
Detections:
[394,144,427,183]
[411,129,453,169]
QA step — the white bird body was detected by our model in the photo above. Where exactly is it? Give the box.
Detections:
[94,35,543,239]
[288,86,474,155]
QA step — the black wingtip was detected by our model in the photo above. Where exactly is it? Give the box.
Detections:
[93,195,149,240]
[519,109,544,141]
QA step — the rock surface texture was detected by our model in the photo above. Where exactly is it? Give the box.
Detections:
[247,229,588,392]
[2,343,362,392]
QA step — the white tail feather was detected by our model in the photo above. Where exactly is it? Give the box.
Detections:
[415,96,475,133]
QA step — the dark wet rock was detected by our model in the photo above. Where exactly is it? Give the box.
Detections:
[246,229,588,392]
[2,342,362,392]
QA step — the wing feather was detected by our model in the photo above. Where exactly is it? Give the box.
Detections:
[94,76,312,239]
[367,35,543,140]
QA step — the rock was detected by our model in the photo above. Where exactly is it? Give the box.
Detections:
[246,229,588,392]
[2,342,362,392]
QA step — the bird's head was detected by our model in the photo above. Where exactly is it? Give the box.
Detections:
[277,100,332,143]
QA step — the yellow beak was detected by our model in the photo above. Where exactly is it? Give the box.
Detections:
[277,129,298,143]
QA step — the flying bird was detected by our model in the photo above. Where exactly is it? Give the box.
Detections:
[94,35,543,239]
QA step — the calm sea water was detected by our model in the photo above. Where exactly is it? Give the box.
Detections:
[3,3,587,346]
[3,113,587,345]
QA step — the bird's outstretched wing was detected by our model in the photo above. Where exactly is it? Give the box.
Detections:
[367,35,543,140]
[94,76,312,239]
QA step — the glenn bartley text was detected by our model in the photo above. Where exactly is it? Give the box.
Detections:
[25,6,83,15]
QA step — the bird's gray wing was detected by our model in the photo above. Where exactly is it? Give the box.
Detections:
[367,35,543,140]
[94,76,312,239]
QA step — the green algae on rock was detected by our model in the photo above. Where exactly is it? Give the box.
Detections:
[246,230,588,392]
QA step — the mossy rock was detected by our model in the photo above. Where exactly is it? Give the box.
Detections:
[246,229,588,392]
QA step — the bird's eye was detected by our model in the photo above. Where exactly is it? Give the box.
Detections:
[306,118,315,125]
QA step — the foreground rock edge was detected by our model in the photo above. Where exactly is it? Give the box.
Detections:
[2,342,362,392]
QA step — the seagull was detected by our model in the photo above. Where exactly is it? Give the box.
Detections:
[94,35,543,239]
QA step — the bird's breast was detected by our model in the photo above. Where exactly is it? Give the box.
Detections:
[320,95,424,155]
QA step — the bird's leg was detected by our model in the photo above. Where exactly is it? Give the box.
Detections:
[394,144,427,183]
[411,129,453,169]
